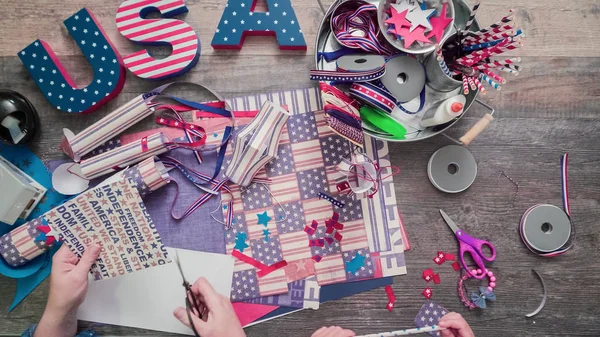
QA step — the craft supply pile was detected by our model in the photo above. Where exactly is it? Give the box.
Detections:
[0,0,574,336]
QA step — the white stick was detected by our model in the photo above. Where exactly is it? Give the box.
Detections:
[356,325,446,337]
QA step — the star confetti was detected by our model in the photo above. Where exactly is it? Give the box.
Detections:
[422,268,434,282]
[452,262,461,271]
[263,228,271,242]
[422,287,433,299]
[257,211,272,227]
[426,3,453,43]
[345,252,366,274]
[405,3,435,32]
[234,232,249,252]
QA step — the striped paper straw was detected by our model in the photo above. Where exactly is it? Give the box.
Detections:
[472,61,505,70]
[61,94,154,162]
[499,66,519,75]
[80,132,170,180]
[473,76,487,94]
[475,11,515,34]
[462,76,470,95]
[467,76,477,90]
[463,1,481,34]
[465,30,515,44]
[356,326,446,337]
[468,24,515,38]
[482,69,506,84]
[481,74,502,90]
[462,39,504,52]
[438,56,452,76]
[503,64,522,71]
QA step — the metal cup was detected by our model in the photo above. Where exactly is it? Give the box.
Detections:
[424,34,462,92]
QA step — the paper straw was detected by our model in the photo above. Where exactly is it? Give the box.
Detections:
[468,24,514,38]
[482,69,506,84]
[475,11,515,34]
[356,325,446,337]
[438,56,452,77]
[481,74,502,90]
[462,76,470,95]
[463,1,481,34]
[467,76,477,90]
[473,76,487,94]
[465,30,514,44]
[61,94,154,162]
[499,66,519,75]
[503,64,522,71]
[462,39,504,52]
[80,132,170,180]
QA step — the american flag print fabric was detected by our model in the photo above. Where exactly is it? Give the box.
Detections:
[215,87,408,304]
[414,301,449,337]
[0,218,48,267]
[116,0,200,80]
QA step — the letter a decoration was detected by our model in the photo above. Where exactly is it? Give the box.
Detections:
[116,0,201,80]
[211,0,307,50]
[18,8,126,114]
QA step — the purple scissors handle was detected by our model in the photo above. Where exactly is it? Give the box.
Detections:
[456,230,497,280]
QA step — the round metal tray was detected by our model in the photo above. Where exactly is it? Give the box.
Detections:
[315,0,483,142]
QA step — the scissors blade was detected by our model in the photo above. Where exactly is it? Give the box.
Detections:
[174,249,187,284]
[439,209,460,233]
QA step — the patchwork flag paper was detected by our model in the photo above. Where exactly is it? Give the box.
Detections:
[212,87,409,303]
[116,0,201,80]
[45,179,169,280]
[211,0,307,50]
[18,8,126,114]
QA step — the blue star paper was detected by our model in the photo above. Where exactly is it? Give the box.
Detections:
[211,0,306,50]
[18,8,125,114]
[257,211,272,226]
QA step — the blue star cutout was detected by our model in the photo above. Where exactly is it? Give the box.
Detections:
[234,232,249,252]
[257,211,272,227]
[263,229,271,242]
[346,252,366,274]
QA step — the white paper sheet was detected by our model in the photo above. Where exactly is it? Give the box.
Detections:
[78,248,234,335]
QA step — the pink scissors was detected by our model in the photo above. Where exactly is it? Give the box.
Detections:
[440,209,496,279]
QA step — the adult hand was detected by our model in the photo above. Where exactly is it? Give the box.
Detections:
[311,326,356,337]
[173,277,246,337]
[439,312,475,337]
[35,244,101,337]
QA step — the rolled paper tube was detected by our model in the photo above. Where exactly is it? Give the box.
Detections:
[80,132,170,180]
[459,113,494,146]
[225,101,290,187]
[99,157,171,198]
[0,217,51,267]
[61,94,156,161]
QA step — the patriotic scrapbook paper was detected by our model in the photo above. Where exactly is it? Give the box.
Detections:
[45,179,169,280]
[201,87,408,302]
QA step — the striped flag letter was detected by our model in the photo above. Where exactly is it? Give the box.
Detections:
[211,0,307,50]
[116,0,201,80]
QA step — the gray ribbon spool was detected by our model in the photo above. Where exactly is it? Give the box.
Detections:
[522,204,572,253]
[380,55,426,103]
[428,145,477,193]
[336,54,385,72]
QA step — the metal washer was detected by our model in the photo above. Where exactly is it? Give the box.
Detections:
[428,145,477,193]
[522,204,571,253]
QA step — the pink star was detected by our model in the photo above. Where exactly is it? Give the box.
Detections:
[426,3,453,43]
[384,7,411,35]
[396,26,431,48]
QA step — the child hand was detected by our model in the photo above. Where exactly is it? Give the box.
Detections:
[311,326,356,337]
[174,277,246,337]
[439,312,475,337]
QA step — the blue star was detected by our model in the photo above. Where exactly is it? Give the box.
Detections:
[263,229,271,242]
[234,232,249,252]
[345,252,366,274]
[257,211,272,227]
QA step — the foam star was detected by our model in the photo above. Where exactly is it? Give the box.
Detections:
[391,0,416,15]
[35,222,59,245]
[426,3,453,43]
[257,211,272,226]
[384,7,411,35]
[396,26,431,48]
[406,3,435,32]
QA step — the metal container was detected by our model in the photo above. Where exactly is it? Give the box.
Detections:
[315,0,495,144]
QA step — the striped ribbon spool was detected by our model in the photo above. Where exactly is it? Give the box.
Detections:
[519,154,574,257]
[331,3,392,55]
[309,67,385,82]
[350,82,397,114]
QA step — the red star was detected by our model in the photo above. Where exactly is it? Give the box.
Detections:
[48,211,57,218]
[118,245,124,252]
[74,226,83,233]
[100,199,108,205]
[426,3,453,43]
[92,234,99,241]
[142,243,149,251]
[156,251,162,258]
[384,7,411,35]
[151,261,157,267]
[85,192,93,199]
[396,26,431,48]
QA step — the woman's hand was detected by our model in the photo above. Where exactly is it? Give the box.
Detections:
[439,312,475,337]
[173,277,246,337]
[311,326,356,337]
[35,244,101,337]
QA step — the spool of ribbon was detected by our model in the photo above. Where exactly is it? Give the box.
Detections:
[519,154,574,257]
[331,1,392,55]
[309,54,386,82]
[320,82,364,147]
[380,55,426,104]
[350,82,397,114]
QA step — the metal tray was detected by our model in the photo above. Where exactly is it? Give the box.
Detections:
[315,0,492,143]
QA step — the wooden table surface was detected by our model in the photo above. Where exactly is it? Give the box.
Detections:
[1,0,599,336]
